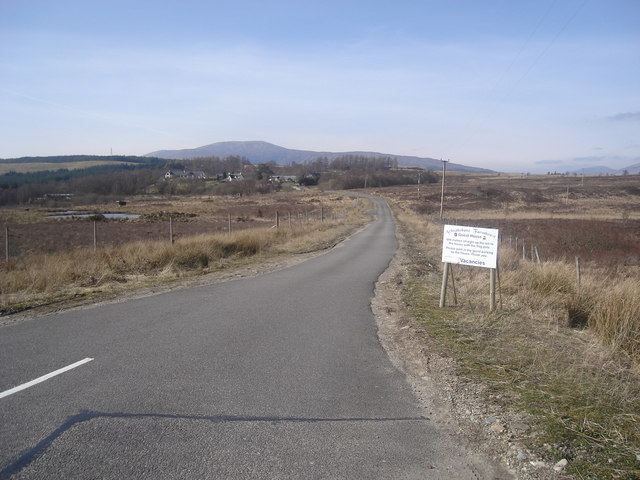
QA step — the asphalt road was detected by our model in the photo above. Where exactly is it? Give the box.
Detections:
[0,197,506,479]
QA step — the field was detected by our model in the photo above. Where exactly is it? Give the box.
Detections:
[383,172,640,263]
[2,174,639,477]
[0,160,134,175]
[1,192,343,257]
[369,173,640,479]
[0,191,369,315]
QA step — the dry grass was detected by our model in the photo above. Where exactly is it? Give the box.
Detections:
[0,193,369,314]
[381,185,640,479]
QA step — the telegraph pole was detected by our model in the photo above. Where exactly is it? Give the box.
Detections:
[439,159,449,219]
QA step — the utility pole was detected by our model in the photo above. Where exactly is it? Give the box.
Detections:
[439,159,449,220]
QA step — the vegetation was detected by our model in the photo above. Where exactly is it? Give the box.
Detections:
[377,174,640,479]
[0,153,428,206]
[0,193,369,314]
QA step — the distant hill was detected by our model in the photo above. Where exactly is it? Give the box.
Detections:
[618,163,640,175]
[559,164,640,175]
[147,141,494,173]
[0,155,162,165]
[581,166,618,175]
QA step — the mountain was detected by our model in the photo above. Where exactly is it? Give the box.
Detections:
[580,166,618,175]
[146,141,494,173]
[618,163,640,175]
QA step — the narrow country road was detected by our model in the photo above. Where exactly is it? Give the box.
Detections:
[0,197,508,479]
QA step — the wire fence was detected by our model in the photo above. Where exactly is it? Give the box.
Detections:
[3,208,332,261]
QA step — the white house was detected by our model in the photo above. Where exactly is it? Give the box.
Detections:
[164,170,207,180]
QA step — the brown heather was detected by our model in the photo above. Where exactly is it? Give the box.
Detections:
[377,175,640,479]
[0,194,368,313]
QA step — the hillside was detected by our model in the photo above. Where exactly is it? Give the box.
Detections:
[147,141,494,173]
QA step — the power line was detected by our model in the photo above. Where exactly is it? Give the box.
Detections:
[510,0,588,93]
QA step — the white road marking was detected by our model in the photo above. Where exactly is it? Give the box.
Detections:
[0,358,94,399]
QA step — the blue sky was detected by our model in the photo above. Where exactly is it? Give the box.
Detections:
[1,0,638,172]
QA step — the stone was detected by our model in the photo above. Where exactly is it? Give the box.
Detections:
[554,459,568,472]
[513,423,530,432]
[484,416,498,425]
[489,422,506,433]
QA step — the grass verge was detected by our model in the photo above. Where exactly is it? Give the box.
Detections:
[390,200,640,479]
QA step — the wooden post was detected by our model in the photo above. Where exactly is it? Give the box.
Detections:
[490,268,497,312]
[93,221,97,252]
[169,216,174,244]
[439,262,450,308]
[439,159,448,219]
[534,246,541,264]
[575,256,581,289]
[4,225,8,263]
[276,211,279,229]
[497,266,503,309]
[522,240,526,260]
[288,211,292,228]
[449,264,458,305]
[321,206,324,222]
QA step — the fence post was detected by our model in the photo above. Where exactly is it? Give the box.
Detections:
[288,211,292,228]
[321,206,324,222]
[4,225,8,263]
[169,216,174,244]
[276,211,279,229]
[93,221,97,252]
[522,240,526,260]
[575,256,581,289]
[534,246,541,264]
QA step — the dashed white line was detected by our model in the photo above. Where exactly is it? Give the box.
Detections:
[0,357,94,399]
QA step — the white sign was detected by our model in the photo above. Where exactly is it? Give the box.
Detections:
[442,225,499,269]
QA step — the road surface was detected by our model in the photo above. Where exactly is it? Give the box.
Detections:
[0,197,508,479]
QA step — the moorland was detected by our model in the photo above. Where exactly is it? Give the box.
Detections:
[374,172,640,479]
[1,156,639,478]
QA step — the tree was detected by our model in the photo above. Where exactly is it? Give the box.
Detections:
[255,163,274,180]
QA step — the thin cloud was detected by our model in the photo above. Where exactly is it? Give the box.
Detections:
[572,156,604,163]
[0,87,175,138]
[609,111,640,122]
[535,159,563,165]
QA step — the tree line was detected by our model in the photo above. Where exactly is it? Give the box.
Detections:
[0,154,435,206]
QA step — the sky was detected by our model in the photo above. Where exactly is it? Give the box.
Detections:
[1,0,639,173]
